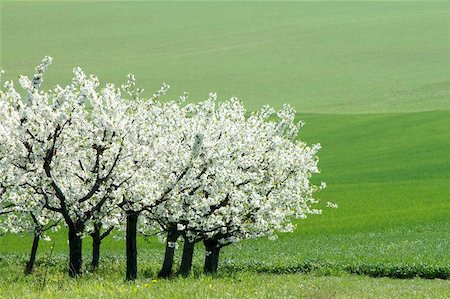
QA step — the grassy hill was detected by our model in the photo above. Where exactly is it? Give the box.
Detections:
[1,111,448,270]
[1,1,449,113]
[0,0,449,296]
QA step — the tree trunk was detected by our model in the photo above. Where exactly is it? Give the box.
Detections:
[158,228,180,278]
[177,237,195,277]
[24,233,40,275]
[68,228,83,277]
[90,227,101,271]
[203,239,220,274]
[126,212,138,280]
[212,246,221,273]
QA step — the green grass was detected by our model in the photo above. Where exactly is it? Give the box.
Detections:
[0,0,449,296]
[1,271,449,299]
[1,1,449,113]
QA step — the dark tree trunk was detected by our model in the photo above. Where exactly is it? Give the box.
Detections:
[203,239,214,274]
[68,228,83,277]
[24,233,40,275]
[91,224,114,271]
[90,227,101,271]
[203,239,220,274]
[158,228,180,278]
[212,246,221,273]
[177,237,195,277]
[126,212,138,280]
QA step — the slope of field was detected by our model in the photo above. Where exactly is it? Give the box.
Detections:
[1,1,449,113]
[1,111,448,278]
[0,0,449,293]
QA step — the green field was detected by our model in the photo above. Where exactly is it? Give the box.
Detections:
[1,1,449,297]
[2,1,450,113]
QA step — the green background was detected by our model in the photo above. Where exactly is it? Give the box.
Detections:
[0,1,449,295]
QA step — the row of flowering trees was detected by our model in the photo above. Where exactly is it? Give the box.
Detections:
[0,58,327,280]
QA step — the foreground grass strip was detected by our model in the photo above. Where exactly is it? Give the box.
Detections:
[0,272,449,299]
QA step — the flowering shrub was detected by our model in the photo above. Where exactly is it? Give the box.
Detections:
[0,58,328,280]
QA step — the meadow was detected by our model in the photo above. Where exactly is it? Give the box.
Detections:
[0,0,449,298]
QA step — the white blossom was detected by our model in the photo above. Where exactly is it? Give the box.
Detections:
[326,202,338,209]
[1,57,326,255]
